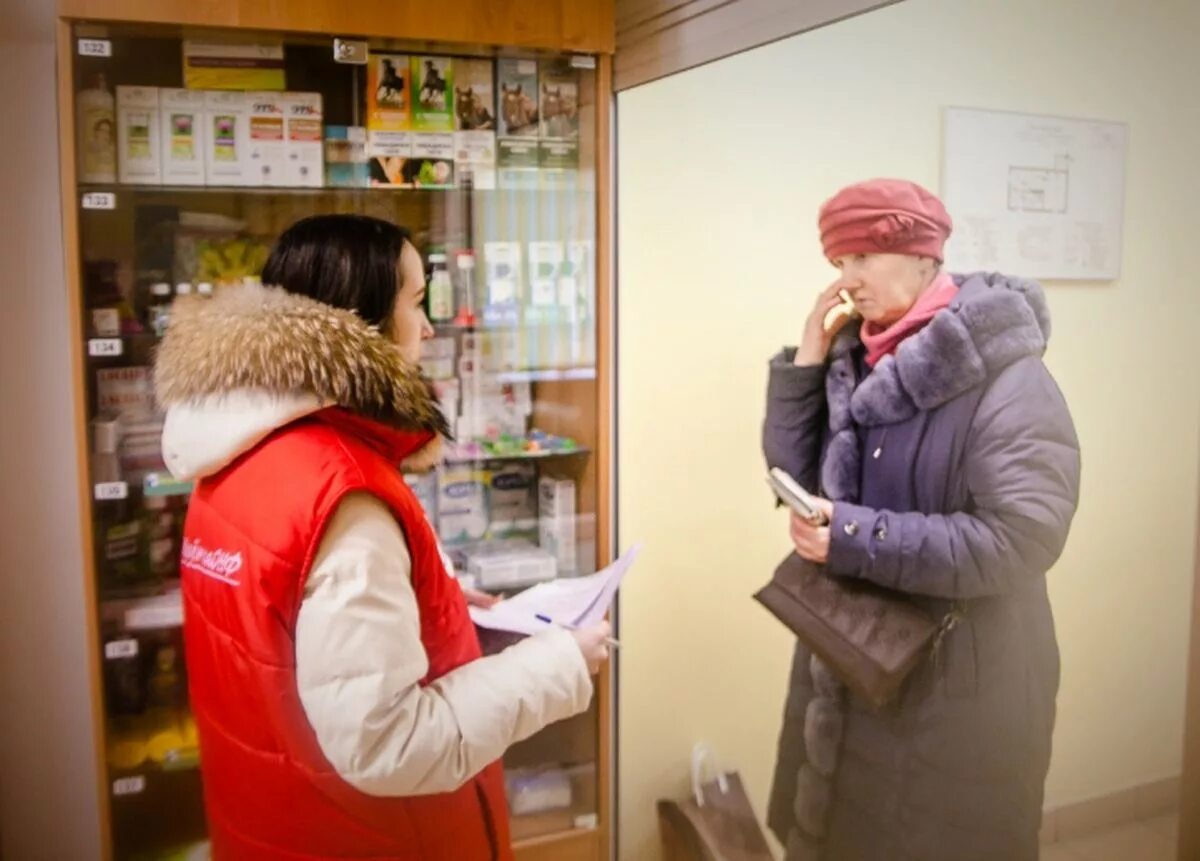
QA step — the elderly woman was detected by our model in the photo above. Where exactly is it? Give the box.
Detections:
[762,179,1081,861]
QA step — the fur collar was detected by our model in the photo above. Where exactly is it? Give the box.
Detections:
[155,282,448,437]
[834,271,1049,428]
[820,271,1049,502]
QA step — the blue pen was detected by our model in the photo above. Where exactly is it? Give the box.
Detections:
[535,613,620,648]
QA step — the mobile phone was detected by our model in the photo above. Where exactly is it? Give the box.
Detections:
[823,289,858,333]
[767,467,828,525]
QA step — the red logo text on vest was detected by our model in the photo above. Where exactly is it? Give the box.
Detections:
[181,537,244,586]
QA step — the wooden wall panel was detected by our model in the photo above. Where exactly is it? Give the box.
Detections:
[615,0,901,90]
[57,0,615,54]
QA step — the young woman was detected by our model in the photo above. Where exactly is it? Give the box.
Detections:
[156,214,610,860]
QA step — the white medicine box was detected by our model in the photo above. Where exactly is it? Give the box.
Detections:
[117,86,161,185]
[285,92,324,187]
[205,90,251,186]
[159,88,206,185]
[538,476,577,574]
[246,91,287,186]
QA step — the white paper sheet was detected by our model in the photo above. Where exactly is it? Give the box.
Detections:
[469,544,641,635]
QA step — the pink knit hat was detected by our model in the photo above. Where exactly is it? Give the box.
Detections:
[818,178,953,263]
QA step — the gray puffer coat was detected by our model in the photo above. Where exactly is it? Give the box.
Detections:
[762,272,1081,861]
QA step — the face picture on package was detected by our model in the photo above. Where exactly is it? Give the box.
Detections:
[500,85,538,136]
[498,58,539,137]
[455,58,495,131]
[540,83,578,139]
[92,117,114,147]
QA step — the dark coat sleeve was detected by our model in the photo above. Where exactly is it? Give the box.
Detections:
[827,356,1081,599]
[763,349,828,492]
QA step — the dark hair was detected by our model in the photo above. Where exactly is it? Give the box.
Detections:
[260,214,413,328]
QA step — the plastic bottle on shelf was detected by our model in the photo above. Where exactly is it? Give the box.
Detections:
[77,73,116,184]
[427,253,453,323]
[453,250,479,328]
[148,282,173,336]
[91,416,123,485]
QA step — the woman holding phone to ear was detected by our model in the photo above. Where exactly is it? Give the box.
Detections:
[761,179,1081,861]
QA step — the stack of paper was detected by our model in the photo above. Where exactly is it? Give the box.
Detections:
[469,544,640,635]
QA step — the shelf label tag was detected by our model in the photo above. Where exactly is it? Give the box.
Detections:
[94,481,129,501]
[78,39,112,58]
[112,776,145,796]
[82,192,116,210]
[88,338,123,357]
[104,639,138,660]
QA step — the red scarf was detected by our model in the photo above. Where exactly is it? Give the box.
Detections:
[861,272,958,368]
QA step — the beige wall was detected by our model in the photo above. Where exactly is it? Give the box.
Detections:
[616,0,1200,857]
[0,0,105,858]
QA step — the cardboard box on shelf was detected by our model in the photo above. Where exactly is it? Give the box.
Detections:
[284,92,324,188]
[246,91,287,187]
[437,466,489,545]
[367,52,413,188]
[183,40,285,91]
[488,463,538,537]
[539,476,577,574]
[454,58,497,189]
[463,540,556,590]
[205,90,251,186]
[324,126,368,188]
[159,88,207,185]
[97,367,156,420]
[117,86,161,185]
[411,56,455,132]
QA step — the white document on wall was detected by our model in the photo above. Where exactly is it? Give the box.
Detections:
[941,107,1128,280]
[470,544,641,636]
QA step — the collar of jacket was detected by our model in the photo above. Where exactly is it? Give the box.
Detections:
[830,271,1051,427]
[156,281,449,438]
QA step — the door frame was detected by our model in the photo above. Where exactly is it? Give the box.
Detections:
[1178,439,1200,859]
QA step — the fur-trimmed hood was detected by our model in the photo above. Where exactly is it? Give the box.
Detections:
[155,283,448,481]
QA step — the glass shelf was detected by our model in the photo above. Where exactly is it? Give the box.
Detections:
[444,445,590,465]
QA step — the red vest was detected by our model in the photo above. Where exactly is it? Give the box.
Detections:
[180,407,513,860]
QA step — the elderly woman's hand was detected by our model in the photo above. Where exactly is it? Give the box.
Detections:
[795,280,855,366]
[789,498,835,563]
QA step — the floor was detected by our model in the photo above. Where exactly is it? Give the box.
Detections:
[1041,813,1179,860]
